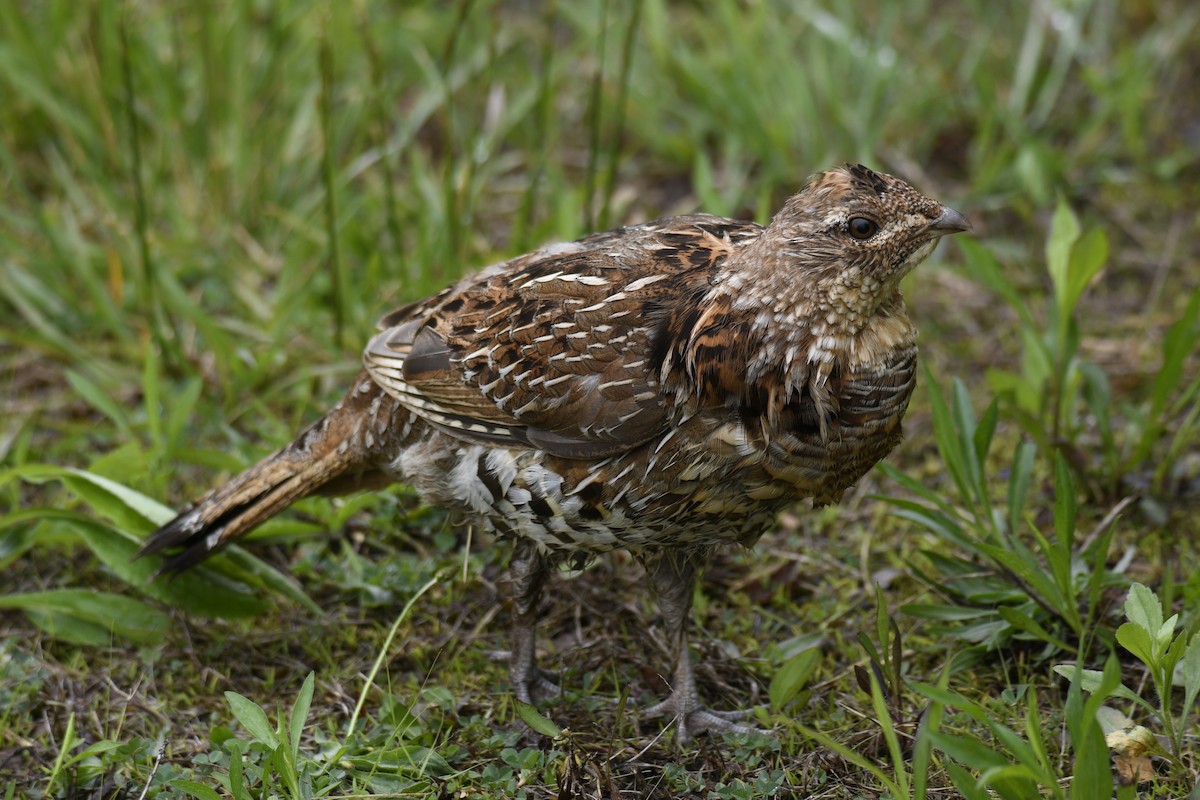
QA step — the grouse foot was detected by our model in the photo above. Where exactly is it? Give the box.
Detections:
[642,550,761,744]
[510,659,562,704]
[641,684,757,743]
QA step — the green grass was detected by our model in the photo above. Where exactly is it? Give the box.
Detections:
[2,0,1199,797]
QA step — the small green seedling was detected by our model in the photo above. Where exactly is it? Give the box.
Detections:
[1055,582,1200,773]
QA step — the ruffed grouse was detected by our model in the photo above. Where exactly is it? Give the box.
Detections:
[140,164,969,742]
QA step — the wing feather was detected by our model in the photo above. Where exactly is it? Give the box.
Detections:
[363,216,764,458]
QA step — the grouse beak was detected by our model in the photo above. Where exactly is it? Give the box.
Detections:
[931,206,972,235]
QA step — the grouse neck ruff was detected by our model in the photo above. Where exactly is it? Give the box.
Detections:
[140,163,970,743]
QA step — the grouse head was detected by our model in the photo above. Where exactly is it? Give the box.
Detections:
[724,164,970,332]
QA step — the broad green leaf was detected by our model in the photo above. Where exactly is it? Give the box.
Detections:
[1159,618,1187,688]
[2,464,173,531]
[1046,199,1081,315]
[928,731,1011,771]
[1070,712,1112,800]
[169,780,223,800]
[1156,613,1179,655]
[1051,665,1155,715]
[224,692,279,748]
[857,631,882,665]
[1064,226,1107,320]
[225,737,247,797]
[769,647,821,710]
[1116,622,1155,668]
[1050,666,1107,694]
[0,589,169,645]
[69,518,270,619]
[1123,583,1163,640]
[63,739,125,768]
[21,607,122,647]
[61,471,170,534]
[73,738,126,759]
[289,672,315,759]
[1067,656,1119,800]
[875,586,892,666]
[774,631,825,659]
[514,701,561,738]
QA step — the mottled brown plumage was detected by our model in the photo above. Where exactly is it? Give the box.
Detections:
[139,164,969,742]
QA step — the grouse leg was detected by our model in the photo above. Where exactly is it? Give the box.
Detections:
[506,539,560,703]
[641,550,756,743]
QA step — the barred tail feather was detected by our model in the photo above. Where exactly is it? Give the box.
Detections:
[138,447,348,573]
[139,374,398,573]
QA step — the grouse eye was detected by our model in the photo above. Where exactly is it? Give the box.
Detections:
[846,216,879,240]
